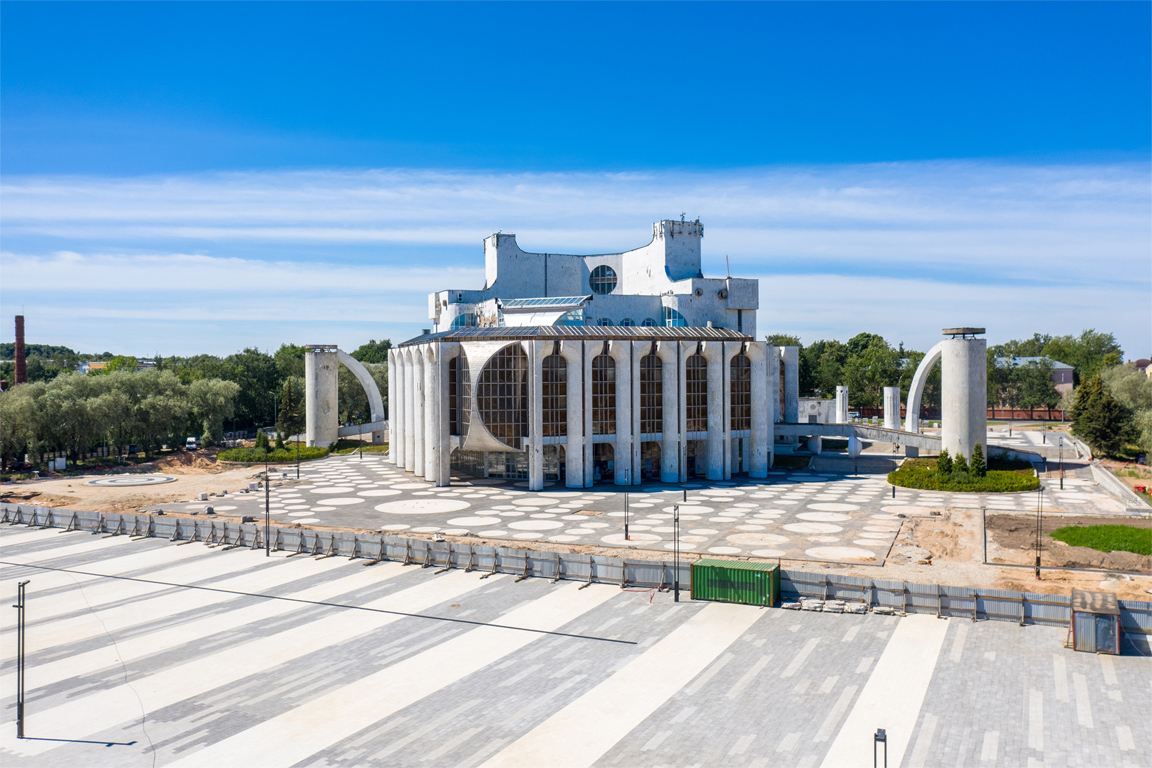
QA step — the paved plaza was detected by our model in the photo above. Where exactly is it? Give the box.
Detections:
[146,451,1130,565]
[1,527,1149,766]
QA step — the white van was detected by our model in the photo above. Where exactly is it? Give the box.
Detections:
[186,436,201,450]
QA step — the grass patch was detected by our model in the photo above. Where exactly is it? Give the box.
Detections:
[218,443,329,463]
[889,462,1039,493]
[773,454,811,470]
[1050,525,1152,555]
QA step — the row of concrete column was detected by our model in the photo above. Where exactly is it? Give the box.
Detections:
[389,339,780,492]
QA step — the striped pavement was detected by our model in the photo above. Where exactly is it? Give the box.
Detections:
[1,526,1148,767]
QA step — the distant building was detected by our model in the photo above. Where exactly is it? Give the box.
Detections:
[995,356,1074,395]
[78,361,109,374]
[1132,358,1151,378]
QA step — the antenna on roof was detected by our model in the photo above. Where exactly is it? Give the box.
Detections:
[681,212,686,222]
[725,255,731,278]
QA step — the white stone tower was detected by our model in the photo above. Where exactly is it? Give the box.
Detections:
[940,328,987,461]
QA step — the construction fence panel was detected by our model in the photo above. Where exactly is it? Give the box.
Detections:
[3,503,1149,640]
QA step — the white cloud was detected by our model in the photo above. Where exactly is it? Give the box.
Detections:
[1,161,1148,356]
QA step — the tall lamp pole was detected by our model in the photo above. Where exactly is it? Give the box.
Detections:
[624,490,630,541]
[1034,487,1043,580]
[14,580,28,739]
[264,460,271,558]
[673,504,681,602]
[1058,436,1064,490]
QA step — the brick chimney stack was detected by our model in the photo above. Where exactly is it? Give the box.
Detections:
[15,315,27,385]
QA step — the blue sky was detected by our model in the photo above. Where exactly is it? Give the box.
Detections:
[1,2,1149,357]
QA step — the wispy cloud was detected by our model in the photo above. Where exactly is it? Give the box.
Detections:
[1,161,1148,356]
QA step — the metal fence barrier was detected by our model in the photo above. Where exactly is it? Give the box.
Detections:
[3,503,1149,645]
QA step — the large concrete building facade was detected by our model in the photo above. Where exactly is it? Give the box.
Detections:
[388,221,800,490]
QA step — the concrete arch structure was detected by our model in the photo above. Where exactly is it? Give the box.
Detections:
[305,345,388,447]
[905,340,944,435]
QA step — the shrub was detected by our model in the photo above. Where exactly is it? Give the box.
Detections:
[936,449,953,474]
[953,453,969,475]
[888,464,1039,493]
[218,443,329,462]
[970,443,987,477]
[254,430,270,453]
[275,431,285,451]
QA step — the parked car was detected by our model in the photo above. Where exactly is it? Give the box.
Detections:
[848,411,860,419]
[186,436,201,450]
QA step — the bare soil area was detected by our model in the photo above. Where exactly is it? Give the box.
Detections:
[0,450,266,515]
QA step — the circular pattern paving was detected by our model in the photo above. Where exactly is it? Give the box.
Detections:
[357,489,402,497]
[448,516,501,527]
[373,499,472,515]
[601,533,660,545]
[806,502,859,512]
[322,498,364,506]
[795,512,852,522]
[86,475,176,487]
[805,546,877,561]
[508,520,564,531]
[784,522,843,534]
[726,532,790,546]
[311,486,356,495]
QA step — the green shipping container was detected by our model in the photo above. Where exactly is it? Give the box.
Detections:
[690,559,779,607]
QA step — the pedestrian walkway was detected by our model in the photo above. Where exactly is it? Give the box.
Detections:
[2,527,1148,767]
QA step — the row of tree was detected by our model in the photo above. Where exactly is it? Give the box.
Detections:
[0,369,240,467]
[1,338,393,434]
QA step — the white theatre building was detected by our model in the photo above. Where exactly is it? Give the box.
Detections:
[387,220,801,490]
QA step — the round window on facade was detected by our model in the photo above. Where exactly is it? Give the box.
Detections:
[589,265,618,295]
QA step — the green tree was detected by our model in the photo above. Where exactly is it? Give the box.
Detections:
[952,453,969,475]
[842,336,901,409]
[277,376,306,437]
[970,443,986,477]
[1043,329,1122,386]
[350,339,392,365]
[936,449,953,474]
[1070,374,1132,456]
[188,378,240,446]
[274,344,306,379]
[1016,358,1059,412]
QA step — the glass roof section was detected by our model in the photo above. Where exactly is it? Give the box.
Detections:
[499,296,590,310]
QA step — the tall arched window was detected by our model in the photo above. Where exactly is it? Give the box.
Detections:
[542,354,566,437]
[448,355,471,437]
[731,354,751,431]
[476,344,528,449]
[592,353,616,435]
[640,354,662,434]
[450,313,477,329]
[686,354,708,432]
[663,307,687,327]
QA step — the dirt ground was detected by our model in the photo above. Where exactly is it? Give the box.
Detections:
[4,453,1151,601]
[0,450,269,515]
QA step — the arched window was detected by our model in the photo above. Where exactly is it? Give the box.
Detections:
[476,345,528,449]
[731,354,751,431]
[592,353,616,435]
[542,354,566,437]
[640,354,662,434]
[641,318,657,327]
[598,318,613,327]
[448,355,471,437]
[686,354,707,432]
[555,308,585,326]
[663,307,687,327]
[589,265,618,295]
[620,318,634,327]
[450,313,477,330]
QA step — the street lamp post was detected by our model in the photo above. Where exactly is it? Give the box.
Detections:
[14,580,28,739]
[1058,436,1064,490]
[673,504,681,602]
[1034,487,1043,580]
[296,438,300,480]
[264,460,271,558]
[624,490,629,541]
